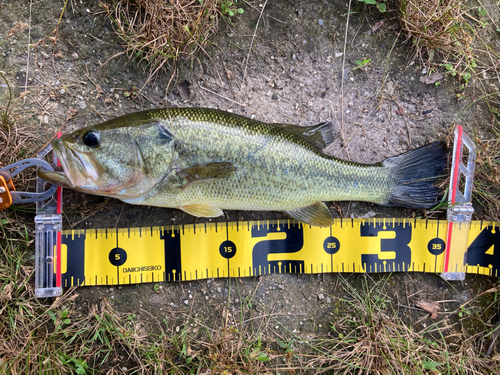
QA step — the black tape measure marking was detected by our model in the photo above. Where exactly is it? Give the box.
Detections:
[56,219,500,287]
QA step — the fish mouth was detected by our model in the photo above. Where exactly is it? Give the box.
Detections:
[38,139,74,187]
[38,166,73,187]
[38,139,99,189]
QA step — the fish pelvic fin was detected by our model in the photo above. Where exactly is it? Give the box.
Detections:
[180,203,224,218]
[383,141,447,208]
[286,202,334,227]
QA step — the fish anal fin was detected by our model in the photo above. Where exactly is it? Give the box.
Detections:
[180,203,224,218]
[176,161,236,188]
[286,202,334,227]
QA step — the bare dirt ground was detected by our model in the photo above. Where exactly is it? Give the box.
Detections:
[1,0,500,372]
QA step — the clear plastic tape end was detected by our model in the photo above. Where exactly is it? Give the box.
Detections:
[35,142,63,298]
[441,126,476,281]
[34,214,63,298]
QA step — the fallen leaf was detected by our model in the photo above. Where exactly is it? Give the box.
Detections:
[371,20,385,33]
[0,282,13,302]
[420,72,444,85]
[415,300,440,319]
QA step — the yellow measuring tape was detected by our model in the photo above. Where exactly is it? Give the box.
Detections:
[58,218,499,287]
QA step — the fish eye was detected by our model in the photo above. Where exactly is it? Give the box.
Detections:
[82,130,100,148]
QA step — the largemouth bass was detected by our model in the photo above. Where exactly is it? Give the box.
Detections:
[39,108,447,227]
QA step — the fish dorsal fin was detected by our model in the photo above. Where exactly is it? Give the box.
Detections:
[277,122,336,149]
[286,202,334,227]
[180,203,224,218]
[176,161,236,188]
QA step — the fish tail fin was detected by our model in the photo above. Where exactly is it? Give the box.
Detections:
[383,141,447,208]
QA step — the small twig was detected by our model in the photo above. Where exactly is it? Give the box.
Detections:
[243,0,268,79]
[340,0,352,159]
[112,205,124,228]
[23,0,33,104]
[377,33,400,108]
[98,50,127,68]
[198,85,262,114]
[351,19,368,46]
[486,313,500,356]
[243,1,285,24]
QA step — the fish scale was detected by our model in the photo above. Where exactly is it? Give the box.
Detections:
[145,108,391,209]
[38,108,447,227]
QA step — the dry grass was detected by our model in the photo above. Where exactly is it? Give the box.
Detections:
[0,74,39,197]
[103,0,223,73]
[2,246,499,374]
[399,0,474,68]
[301,276,500,374]
[474,131,500,221]
[0,74,40,245]
[399,0,500,220]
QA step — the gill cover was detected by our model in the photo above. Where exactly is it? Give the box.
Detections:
[40,120,177,199]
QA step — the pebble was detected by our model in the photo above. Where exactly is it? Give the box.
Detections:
[360,211,377,219]
[318,19,324,26]
[385,81,395,95]
[318,293,324,300]
[78,100,86,109]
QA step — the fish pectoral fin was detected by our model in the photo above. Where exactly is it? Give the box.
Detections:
[286,202,334,227]
[180,203,224,218]
[176,161,236,189]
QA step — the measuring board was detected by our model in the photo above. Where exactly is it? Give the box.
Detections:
[54,218,500,287]
[31,124,481,296]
